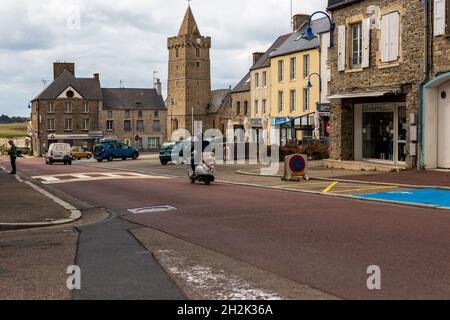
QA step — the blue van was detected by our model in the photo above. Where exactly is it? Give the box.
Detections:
[94,140,139,162]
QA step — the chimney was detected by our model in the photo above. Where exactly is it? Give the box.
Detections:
[53,62,75,80]
[293,14,310,31]
[154,78,162,96]
[93,73,100,81]
[252,52,264,65]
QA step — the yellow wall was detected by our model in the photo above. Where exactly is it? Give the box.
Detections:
[269,48,320,120]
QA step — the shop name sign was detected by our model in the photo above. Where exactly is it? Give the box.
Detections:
[362,104,395,113]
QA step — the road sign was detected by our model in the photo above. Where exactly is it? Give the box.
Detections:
[282,154,309,181]
[326,122,332,134]
[134,135,140,141]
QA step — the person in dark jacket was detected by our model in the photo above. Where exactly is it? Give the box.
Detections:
[8,140,17,174]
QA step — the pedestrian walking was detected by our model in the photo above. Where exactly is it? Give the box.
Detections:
[8,140,17,174]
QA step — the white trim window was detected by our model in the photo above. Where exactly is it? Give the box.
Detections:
[82,119,90,131]
[48,102,54,113]
[83,102,90,113]
[303,88,310,111]
[380,12,400,63]
[47,118,55,131]
[64,102,72,113]
[262,99,267,115]
[351,23,363,67]
[278,60,284,82]
[278,91,284,112]
[254,100,259,116]
[148,137,161,149]
[290,57,296,80]
[262,71,267,87]
[303,55,310,78]
[64,118,73,131]
[290,90,296,112]
[106,120,114,131]
[255,73,260,88]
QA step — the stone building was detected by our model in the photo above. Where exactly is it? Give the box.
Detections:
[100,85,167,151]
[166,5,230,140]
[31,62,167,156]
[31,62,102,156]
[230,72,251,142]
[327,0,425,169]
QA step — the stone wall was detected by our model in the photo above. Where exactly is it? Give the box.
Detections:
[329,0,425,168]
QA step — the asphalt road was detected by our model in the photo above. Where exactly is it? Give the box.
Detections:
[12,158,450,299]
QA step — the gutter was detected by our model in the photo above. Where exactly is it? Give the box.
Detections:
[418,0,430,169]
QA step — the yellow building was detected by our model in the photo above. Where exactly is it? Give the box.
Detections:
[269,17,331,146]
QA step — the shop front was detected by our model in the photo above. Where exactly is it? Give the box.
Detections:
[354,103,407,165]
[47,132,104,152]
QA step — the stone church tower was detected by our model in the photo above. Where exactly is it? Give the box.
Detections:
[167,5,212,139]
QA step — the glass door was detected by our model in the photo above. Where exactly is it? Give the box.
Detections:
[362,111,394,161]
[397,107,407,163]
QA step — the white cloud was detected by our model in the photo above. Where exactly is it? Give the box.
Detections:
[0,0,328,116]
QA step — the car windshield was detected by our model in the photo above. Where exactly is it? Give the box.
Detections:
[54,145,69,151]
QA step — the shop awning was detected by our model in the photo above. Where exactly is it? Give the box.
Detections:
[327,89,399,99]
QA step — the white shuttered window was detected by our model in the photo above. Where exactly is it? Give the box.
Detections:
[380,12,400,63]
[362,18,371,68]
[338,25,346,71]
[434,0,447,36]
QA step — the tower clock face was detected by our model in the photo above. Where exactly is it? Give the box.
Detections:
[196,38,201,45]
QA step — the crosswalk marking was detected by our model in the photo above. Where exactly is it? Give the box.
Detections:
[32,172,169,185]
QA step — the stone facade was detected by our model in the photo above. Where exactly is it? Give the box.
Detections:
[328,0,425,168]
[167,6,213,139]
[99,108,166,150]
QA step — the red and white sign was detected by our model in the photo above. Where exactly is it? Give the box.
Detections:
[326,122,332,134]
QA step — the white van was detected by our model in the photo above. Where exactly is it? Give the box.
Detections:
[46,143,72,165]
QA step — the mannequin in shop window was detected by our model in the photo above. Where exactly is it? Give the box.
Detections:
[385,121,394,161]
[377,119,384,160]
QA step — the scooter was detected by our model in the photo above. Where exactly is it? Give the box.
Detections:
[188,160,216,185]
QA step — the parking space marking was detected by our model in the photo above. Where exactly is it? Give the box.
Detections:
[322,181,338,194]
[329,185,399,194]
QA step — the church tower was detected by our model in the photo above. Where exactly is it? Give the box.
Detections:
[167,5,212,139]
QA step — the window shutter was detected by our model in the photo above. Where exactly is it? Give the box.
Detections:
[389,12,400,62]
[338,25,346,71]
[362,18,371,68]
[434,0,446,36]
[380,14,390,63]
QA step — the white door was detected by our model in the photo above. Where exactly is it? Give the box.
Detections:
[438,81,450,168]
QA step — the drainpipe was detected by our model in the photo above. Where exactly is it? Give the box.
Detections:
[418,0,430,169]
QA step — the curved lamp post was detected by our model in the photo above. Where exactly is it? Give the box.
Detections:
[303,11,335,48]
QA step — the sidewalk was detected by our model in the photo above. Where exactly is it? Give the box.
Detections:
[238,163,450,188]
[0,169,70,227]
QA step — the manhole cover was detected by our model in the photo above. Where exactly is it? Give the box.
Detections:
[127,206,177,214]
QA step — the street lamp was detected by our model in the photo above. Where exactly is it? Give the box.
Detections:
[306,73,322,90]
[303,11,335,48]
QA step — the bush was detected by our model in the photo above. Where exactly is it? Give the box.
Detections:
[1,145,9,156]
[279,141,329,161]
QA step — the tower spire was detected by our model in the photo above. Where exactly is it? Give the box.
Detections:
[178,4,200,36]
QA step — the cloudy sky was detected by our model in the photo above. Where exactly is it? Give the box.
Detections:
[0,0,327,117]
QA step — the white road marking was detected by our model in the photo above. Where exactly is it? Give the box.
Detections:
[128,206,177,214]
[32,172,169,185]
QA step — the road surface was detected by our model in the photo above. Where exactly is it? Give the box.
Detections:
[7,157,450,299]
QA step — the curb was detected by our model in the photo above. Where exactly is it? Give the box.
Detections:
[0,166,82,231]
[77,163,450,212]
[236,170,450,191]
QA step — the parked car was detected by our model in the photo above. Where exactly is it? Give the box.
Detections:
[93,141,139,162]
[159,141,182,165]
[46,143,72,165]
[71,147,92,160]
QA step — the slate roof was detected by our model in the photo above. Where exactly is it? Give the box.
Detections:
[33,70,102,101]
[270,17,331,58]
[231,72,251,94]
[178,6,201,36]
[102,88,166,110]
[209,89,230,114]
[250,33,292,71]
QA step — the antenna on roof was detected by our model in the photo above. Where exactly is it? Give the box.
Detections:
[153,71,159,87]
[290,0,293,30]
[42,79,50,88]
